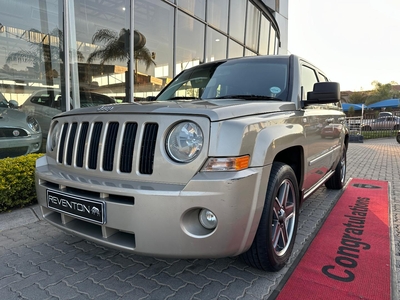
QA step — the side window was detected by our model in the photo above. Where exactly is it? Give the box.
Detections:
[30,96,52,107]
[301,65,319,99]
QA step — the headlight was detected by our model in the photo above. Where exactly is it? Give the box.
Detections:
[166,121,203,162]
[26,115,40,132]
[48,121,61,152]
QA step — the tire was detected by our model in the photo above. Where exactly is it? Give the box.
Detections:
[325,145,347,189]
[396,133,400,144]
[240,162,299,271]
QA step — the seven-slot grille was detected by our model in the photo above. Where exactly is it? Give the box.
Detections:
[57,120,158,175]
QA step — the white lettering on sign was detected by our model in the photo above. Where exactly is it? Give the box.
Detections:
[48,194,91,214]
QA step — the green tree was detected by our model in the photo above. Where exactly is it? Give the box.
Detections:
[365,81,398,105]
[6,28,84,80]
[348,91,368,104]
[87,28,155,70]
[348,106,355,117]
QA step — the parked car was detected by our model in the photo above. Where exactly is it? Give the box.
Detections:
[0,92,42,159]
[378,111,392,118]
[20,88,116,138]
[361,116,400,131]
[35,55,348,271]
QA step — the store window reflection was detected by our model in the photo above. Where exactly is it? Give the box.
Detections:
[206,28,227,62]
[228,40,244,58]
[178,0,206,20]
[0,1,63,104]
[0,0,283,158]
[134,0,174,98]
[176,11,205,73]
[269,28,277,55]
[207,0,228,33]
[229,0,246,43]
[259,18,271,55]
[73,0,131,103]
[0,0,63,154]
[246,2,261,52]
[245,49,257,57]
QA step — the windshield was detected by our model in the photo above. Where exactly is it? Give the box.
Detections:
[156,57,290,101]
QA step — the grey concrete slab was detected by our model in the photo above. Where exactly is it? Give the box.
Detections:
[0,137,399,299]
[0,205,41,231]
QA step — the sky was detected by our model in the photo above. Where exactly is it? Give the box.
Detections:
[287,0,400,92]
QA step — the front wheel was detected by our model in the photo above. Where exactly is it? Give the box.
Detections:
[325,145,347,189]
[240,162,299,271]
[396,132,400,144]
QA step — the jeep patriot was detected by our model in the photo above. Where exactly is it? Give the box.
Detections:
[35,55,349,271]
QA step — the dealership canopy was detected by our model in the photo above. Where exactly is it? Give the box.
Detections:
[342,98,400,111]
[366,98,400,109]
[341,103,364,111]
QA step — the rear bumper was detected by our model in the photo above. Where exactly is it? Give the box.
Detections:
[35,156,270,258]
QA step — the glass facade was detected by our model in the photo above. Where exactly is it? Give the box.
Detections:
[0,0,283,135]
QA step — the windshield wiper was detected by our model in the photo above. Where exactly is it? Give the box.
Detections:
[213,95,281,100]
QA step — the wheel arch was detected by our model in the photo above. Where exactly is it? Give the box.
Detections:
[273,146,304,192]
[250,125,305,196]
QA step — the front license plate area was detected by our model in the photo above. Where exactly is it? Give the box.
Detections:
[47,190,106,224]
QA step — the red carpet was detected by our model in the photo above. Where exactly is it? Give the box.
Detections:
[276,179,390,300]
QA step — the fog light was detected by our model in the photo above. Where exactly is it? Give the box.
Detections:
[199,209,218,230]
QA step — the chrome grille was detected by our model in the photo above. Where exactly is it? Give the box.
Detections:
[57,120,158,174]
[66,122,77,165]
[120,122,137,173]
[103,122,119,171]
[76,122,89,168]
[89,122,103,170]
[58,123,68,163]
[139,123,158,175]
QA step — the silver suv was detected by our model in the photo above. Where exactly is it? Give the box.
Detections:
[35,55,349,271]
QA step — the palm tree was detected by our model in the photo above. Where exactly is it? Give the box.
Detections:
[87,28,155,70]
[6,28,84,80]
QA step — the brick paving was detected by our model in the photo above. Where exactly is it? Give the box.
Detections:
[0,138,399,299]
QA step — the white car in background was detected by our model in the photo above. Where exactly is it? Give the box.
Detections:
[0,92,42,159]
[361,116,400,131]
[20,88,116,138]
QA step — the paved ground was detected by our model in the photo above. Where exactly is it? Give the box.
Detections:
[1,138,399,299]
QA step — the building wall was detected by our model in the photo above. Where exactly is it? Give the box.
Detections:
[0,0,288,104]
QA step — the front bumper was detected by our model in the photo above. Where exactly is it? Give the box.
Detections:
[0,133,42,158]
[36,156,270,258]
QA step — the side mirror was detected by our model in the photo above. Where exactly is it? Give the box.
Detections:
[303,82,340,107]
[9,100,19,108]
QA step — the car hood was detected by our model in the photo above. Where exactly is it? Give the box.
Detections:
[55,99,297,121]
[0,107,27,124]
